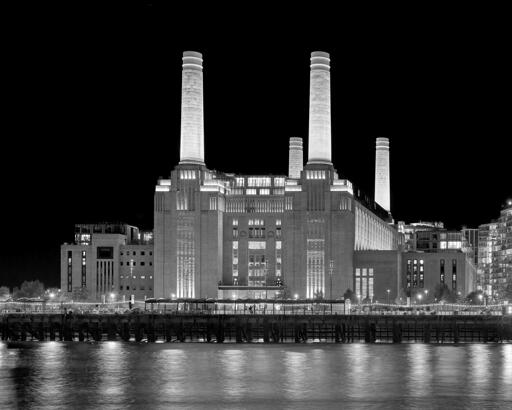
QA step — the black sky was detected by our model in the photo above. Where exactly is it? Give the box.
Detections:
[1,4,510,289]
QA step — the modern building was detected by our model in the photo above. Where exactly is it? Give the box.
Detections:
[61,223,154,302]
[462,227,479,267]
[401,251,475,302]
[478,200,512,299]
[154,51,401,301]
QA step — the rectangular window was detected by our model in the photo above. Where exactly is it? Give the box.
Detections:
[419,260,424,288]
[276,241,282,277]
[248,241,266,250]
[440,259,445,284]
[81,251,86,288]
[368,268,374,299]
[406,260,412,288]
[209,196,218,210]
[67,250,72,292]
[412,260,418,287]
[232,241,239,279]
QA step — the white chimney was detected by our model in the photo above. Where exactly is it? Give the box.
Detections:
[179,51,204,165]
[307,51,331,164]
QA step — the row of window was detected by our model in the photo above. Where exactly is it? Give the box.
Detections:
[234,177,286,188]
[120,285,153,291]
[120,261,153,266]
[233,219,281,226]
[406,259,458,290]
[120,250,152,256]
[120,275,153,279]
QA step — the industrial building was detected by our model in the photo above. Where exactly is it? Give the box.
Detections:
[60,50,478,303]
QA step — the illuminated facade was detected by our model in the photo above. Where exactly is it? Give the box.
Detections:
[154,51,400,300]
[374,137,390,212]
[478,200,512,299]
[61,223,154,302]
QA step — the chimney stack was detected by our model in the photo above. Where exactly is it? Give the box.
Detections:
[374,137,390,212]
[179,51,205,165]
[307,51,332,164]
[288,137,304,178]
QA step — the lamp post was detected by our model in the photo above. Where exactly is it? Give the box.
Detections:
[478,293,483,304]
[417,293,422,305]
[386,289,390,305]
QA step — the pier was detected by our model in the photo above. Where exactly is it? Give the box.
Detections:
[2,312,512,344]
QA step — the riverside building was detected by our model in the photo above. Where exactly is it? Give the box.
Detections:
[153,51,400,301]
[61,223,154,302]
[478,200,512,300]
[61,51,478,303]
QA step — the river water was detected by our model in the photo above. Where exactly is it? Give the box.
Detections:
[1,342,511,409]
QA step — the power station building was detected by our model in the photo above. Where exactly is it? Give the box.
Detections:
[60,51,477,303]
[153,51,400,301]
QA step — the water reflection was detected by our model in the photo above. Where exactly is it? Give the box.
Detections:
[469,344,490,397]
[1,342,511,409]
[406,344,433,398]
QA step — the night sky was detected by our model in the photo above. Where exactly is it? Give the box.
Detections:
[1,4,510,289]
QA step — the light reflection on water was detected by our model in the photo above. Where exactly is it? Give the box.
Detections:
[1,342,512,409]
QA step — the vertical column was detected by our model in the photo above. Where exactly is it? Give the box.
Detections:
[307,51,332,164]
[374,137,390,212]
[179,51,205,165]
[288,137,304,178]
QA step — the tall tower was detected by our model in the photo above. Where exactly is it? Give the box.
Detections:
[288,137,303,178]
[307,51,331,164]
[179,51,205,165]
[374,137,390,212]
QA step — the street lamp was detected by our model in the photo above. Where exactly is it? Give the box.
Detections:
[417,293,422,304]
[49,293,55,299]
[478,294,483,304]
[386,289,390,305]
[294,294,299,300]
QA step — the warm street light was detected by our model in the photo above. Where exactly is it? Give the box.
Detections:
[294,294,299,300]
[417,294,422,304]
[386,289,390,304]
[49,293,55,299]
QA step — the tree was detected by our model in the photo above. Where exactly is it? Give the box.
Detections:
[0,286,10,301]
[466,290,484,305]
[13,280,45,299]
[433,283,456,303]
[343,288,358,303]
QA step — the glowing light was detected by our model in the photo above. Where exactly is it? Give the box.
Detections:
[109,293,115,299]
[294,294,299,300]
[478,294,483,300]
[49,293,55,299]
